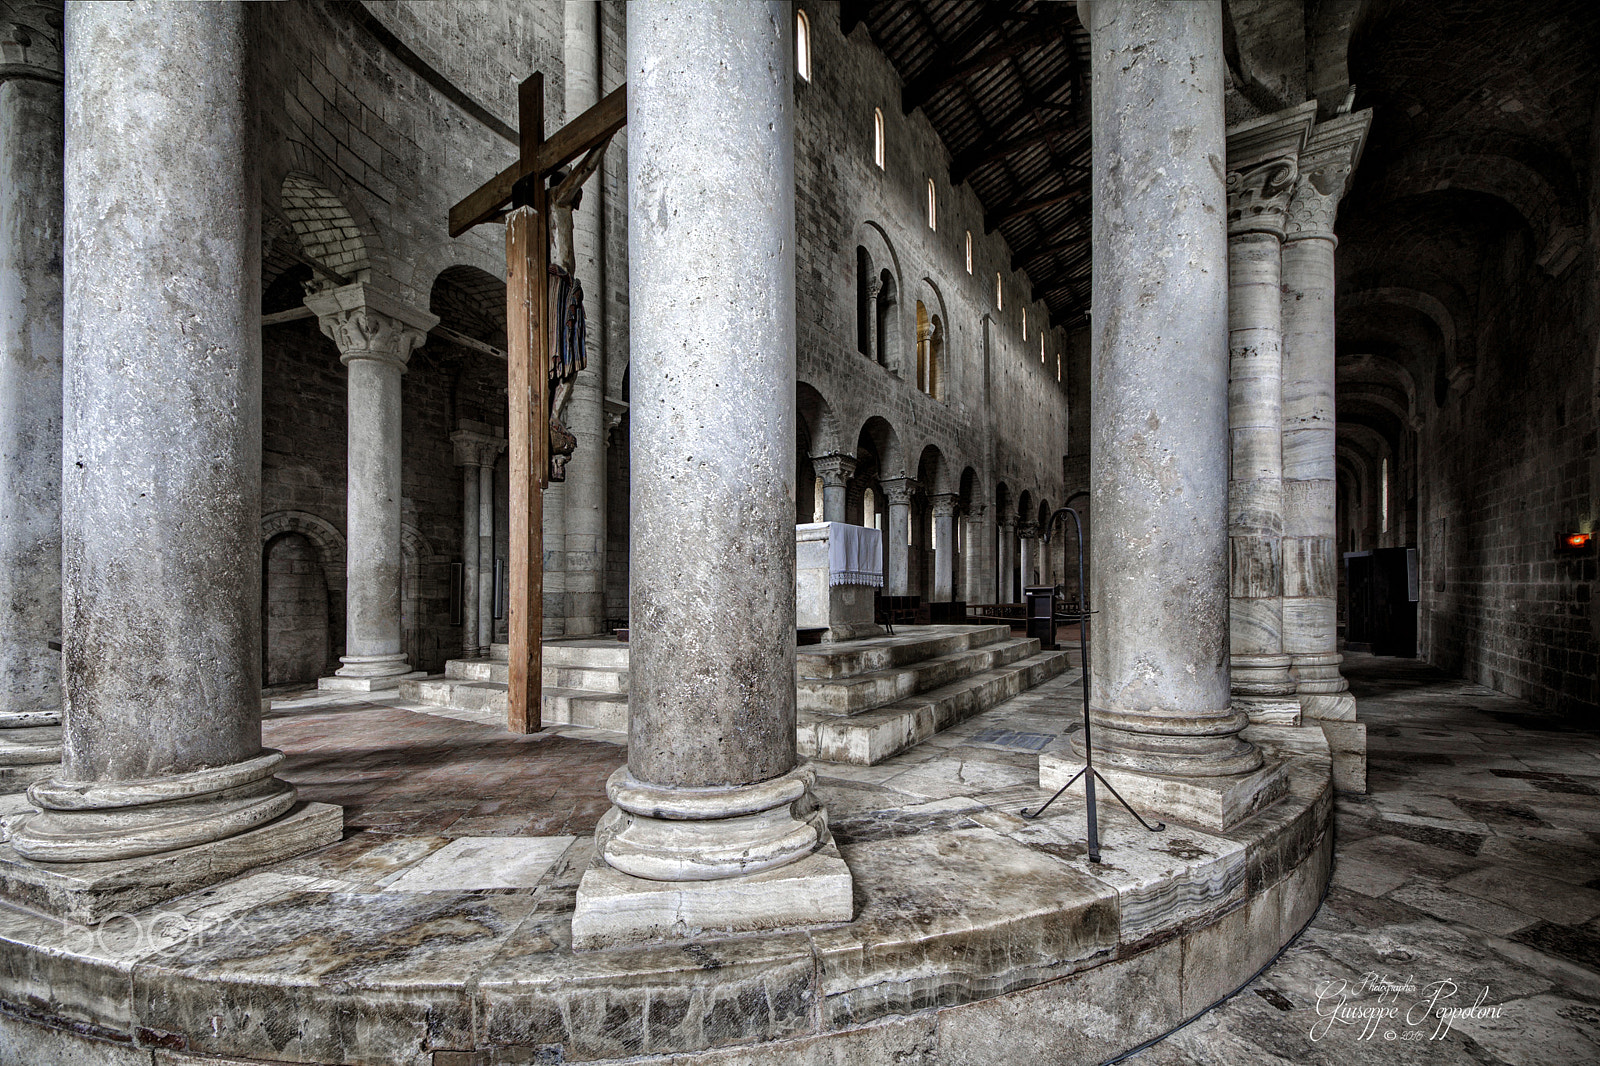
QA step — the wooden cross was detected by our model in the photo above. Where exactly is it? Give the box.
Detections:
[449,73,626,734]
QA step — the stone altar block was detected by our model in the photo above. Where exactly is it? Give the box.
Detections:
[796,522,885,642]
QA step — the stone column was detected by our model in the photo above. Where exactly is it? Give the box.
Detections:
[881,477,916,596]
[997,515,1016,603]
[1055,0,1275,830]
[6,2,339,895]
[964,503,993,603]
[451,427,504,658]
[1225,115,1307,725]
[309,283,436,691]
[572,0,849,951]
[477,446,501,652]
[930,494,959,601]
[0,2,64,791]
[864,277,881,365]
[812,454,856,524]
[1282,111,1370,723]
[1018,522,1038,589]
[562,0,607,637]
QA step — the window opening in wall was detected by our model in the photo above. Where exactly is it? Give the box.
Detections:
[813,476,824,523]
[914,302,942,400]
[1040,333,1046,364]
[965,231,972,274]
[863,487,876,528]
[873,107,885,169]
[1380,458,1389,535]
[995,273,1003,310]
[916,300,930,394]
[926,178,937,230]
[1057,352,1062,381]
[796,9,811,82]
[1022,308,1027,341]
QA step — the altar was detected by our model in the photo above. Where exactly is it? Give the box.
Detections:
[795,521,885,642]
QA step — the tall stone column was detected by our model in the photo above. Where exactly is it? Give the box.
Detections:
[1054,0,1278,830]
[572,0,850,951]
[1225,109,1311,725]
[812,454,855,524]
[1282,111,1370,723]
[864,277,880,365]
[562,0,607,637]
[997,515,1016,603]
[1018,522,1038,589]
[451,427,504,658]
[881,477,916,596]
[930,493,959,601]
[0,2,64,791]
[5,2,338,897]
[309,283,437,691]
[964,503,993,603]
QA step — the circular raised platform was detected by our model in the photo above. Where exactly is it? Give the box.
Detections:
[0,711,1331,1065]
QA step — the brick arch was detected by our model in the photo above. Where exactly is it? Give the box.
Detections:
[260,510,346,594]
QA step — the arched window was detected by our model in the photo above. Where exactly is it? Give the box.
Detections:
[855,246,873,358]
[1040,332,1046,364]
[873,107,884,169]
[1380,457,1389,535]
[876,269,897,369]
[926,179,937,230]
[1022,308,1028,341]
[796,10,812,82]
[995,273,1003,310]
[864,487,878,529]
[1057,352,1062,381]
[914,302,943,400]
[965,230,973,274]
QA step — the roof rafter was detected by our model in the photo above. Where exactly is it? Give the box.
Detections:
[901,9,1073,115]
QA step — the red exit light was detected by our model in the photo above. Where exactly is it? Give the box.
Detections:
[1561,532,1593,550]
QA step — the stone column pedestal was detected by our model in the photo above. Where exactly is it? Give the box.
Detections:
[571,0,850,952]
[882,477,917,597]
[1051,0,1282,832]
[0,2,339,921]
[0,1,64,792]
[813,454,856,525]
[309,283,437,692]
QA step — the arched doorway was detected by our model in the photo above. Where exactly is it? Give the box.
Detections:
[262,532,331,685]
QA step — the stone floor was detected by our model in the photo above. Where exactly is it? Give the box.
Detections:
[1132,653,1600,1066]
[164,650,1600,1062]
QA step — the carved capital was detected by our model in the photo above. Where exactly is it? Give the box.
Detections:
[1284,110,1372,244]
[450,429,506,469]
[1227,156,1298,239]
[929,493,960,519]
[304,283,438,371]
[1017,521,1039,540]
[811,453,857,487]
[0,1,62,82]
[998,515,1017,533]
[966,503,987,520]
[881,477,918,508]
[864,277,882,301]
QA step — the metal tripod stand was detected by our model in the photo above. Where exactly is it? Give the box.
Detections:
[1021,497,1164,862]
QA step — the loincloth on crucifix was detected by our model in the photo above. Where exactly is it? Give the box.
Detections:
[546,264,584,481]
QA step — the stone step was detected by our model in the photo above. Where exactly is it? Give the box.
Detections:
[446,658,507,683]
[543,640,631,670]
[544,665,628,693]
[489,643,509,662]
[797,636,1040,716]
[399,677,507,714]
[543,688,628,732]
[795,624,1010,679]
[798,648,1073,766]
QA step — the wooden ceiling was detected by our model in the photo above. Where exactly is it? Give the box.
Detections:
[846,1,1093,327]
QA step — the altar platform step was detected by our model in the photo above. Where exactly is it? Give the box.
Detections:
[796,634,1040,715]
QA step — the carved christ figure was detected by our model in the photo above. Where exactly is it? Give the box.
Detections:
[544,135,612,481]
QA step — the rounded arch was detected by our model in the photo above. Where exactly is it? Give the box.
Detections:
[261,140,388,291]
[1016,489,1034,528]
[260,510,346,591]
[273,172,372,286]
[995,481,1012,523]
[797,380,843,457]
[430,265,508,350]
[914,277,951,401]
[856,415,904,479]
[915,443,950,495]
[958,466,979,511]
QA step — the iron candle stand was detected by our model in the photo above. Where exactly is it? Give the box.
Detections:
[1021,499,1164,862]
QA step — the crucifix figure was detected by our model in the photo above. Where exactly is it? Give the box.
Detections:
[449,72,625,733]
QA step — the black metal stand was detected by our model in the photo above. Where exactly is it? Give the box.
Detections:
[1021,498,1164,862]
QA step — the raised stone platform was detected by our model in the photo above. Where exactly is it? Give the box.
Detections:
[0,684,1331,1066]
[402,627,1073,763]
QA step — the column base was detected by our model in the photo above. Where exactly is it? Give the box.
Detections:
[0,725,61,793]
[0,801,342,924]
[1232,693,1303,725]
[571,841,854,952]
[1317,719,1367,793]
[319,653,426,692]
[1297,689,1356,721]
[0,708,61,728]
[1040,751,1289,832]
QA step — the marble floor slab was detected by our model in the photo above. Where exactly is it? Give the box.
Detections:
[384,835,577,891]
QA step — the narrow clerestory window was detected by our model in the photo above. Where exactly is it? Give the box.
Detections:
[995,273,1003,310]
[1040,332,1045,364]
[926,178,937,231]
[1380,458,1389,535]
[965,230,973,274]
[1022,308,1028,341]
[873,107,884,169]
[796,9,812,82]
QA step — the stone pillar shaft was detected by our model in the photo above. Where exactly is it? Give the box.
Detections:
[11,1,322,866]
[882,479,915,596]
[460,461,480,654]
[1226,148,1301,721]
[477,461,496,652]
[0,4,62,736]
[576,0,848,949]
[931,495,958,601]
[452,429,504,658]
[1083,0,1258,778]
[997,518,1016,603]
[964,504,993,604]
[1018,526,1037,590]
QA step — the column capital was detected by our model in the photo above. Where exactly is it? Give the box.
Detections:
[864,276,882,300]
[997,513,1016,532]
[304,282,439,371]
[1284,110,1372,244]
[966,503,987,520]
[1226,155,1298,239]
[450,428,507,468]
[929,493,961,519]
[810,453,857,486]
[0,2,63,83]
[880,477,918,507]
[1017,521,1039,540]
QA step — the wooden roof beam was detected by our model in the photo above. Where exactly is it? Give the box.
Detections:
[951,121,1086,185]
[985,186,1087,234]
[901,14,1073,115]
